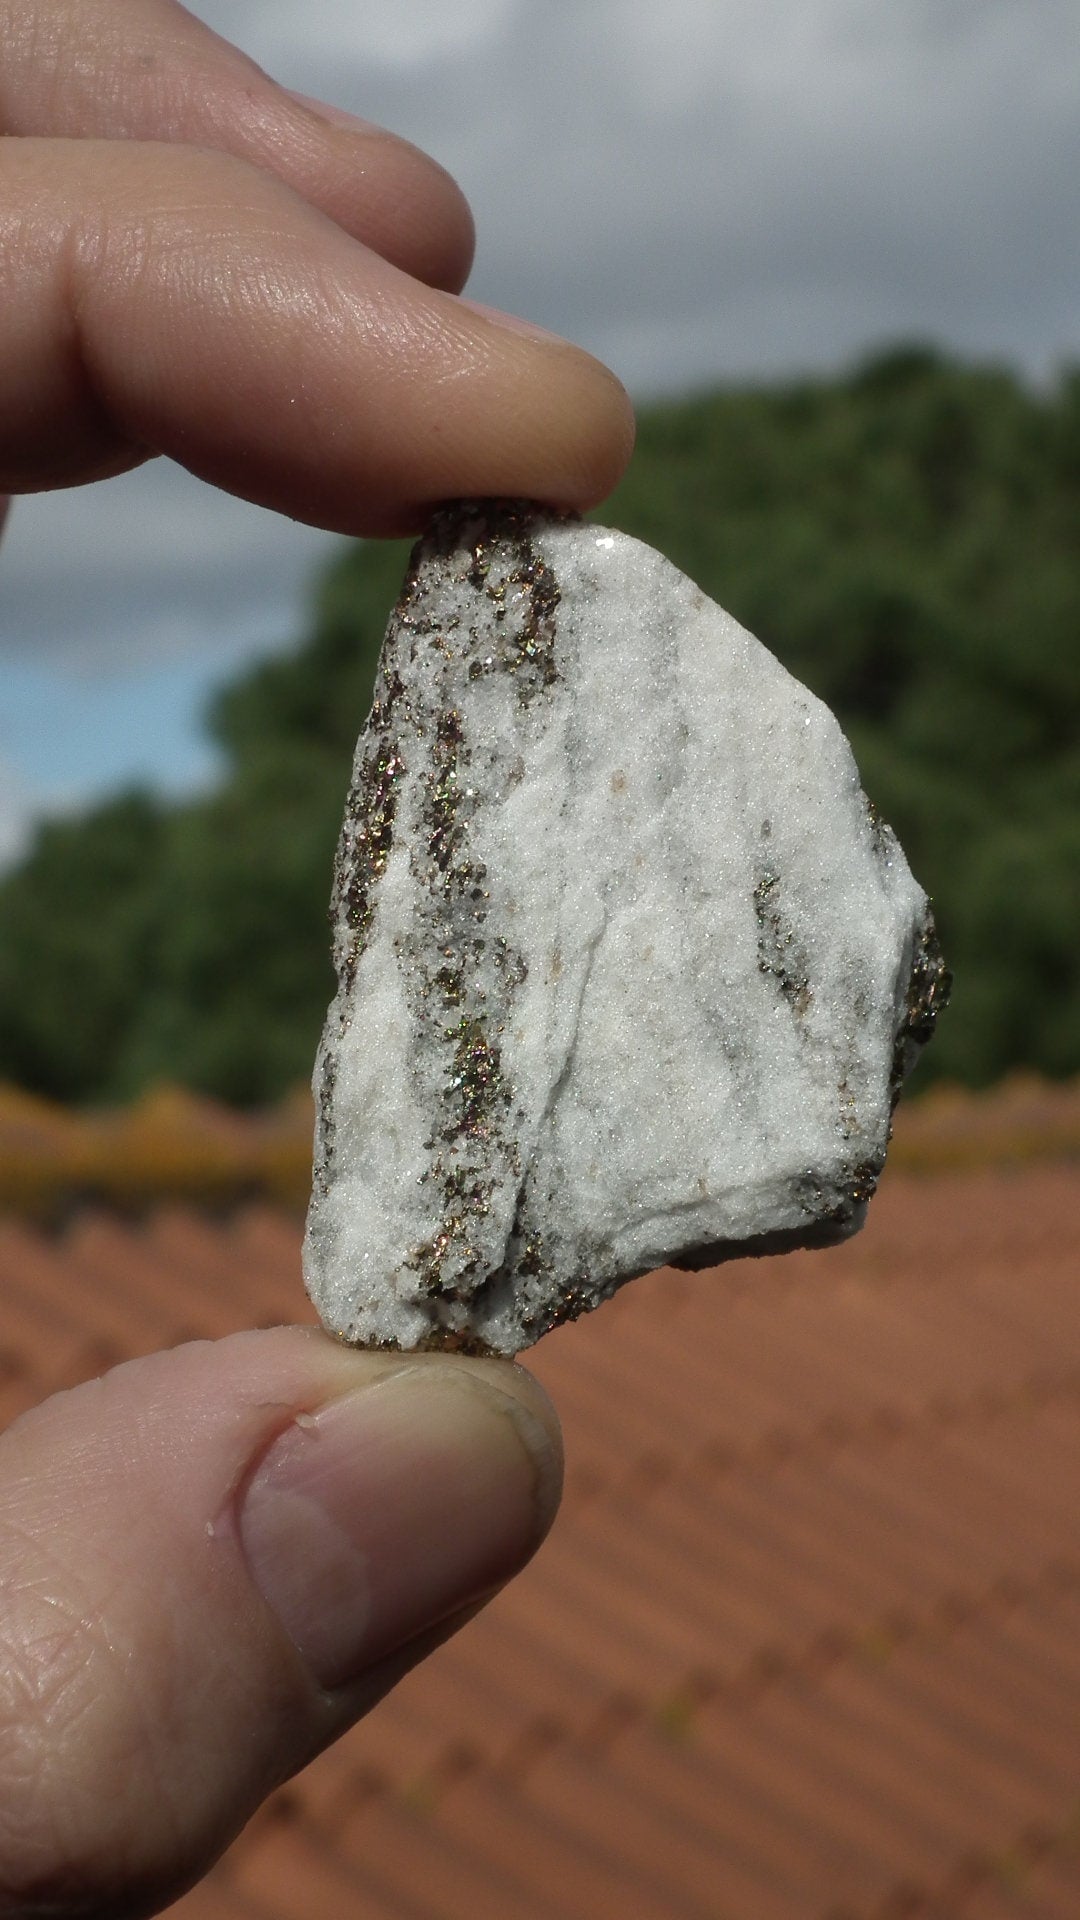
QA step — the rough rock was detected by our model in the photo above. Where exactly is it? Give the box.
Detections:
[303,503,948,1355]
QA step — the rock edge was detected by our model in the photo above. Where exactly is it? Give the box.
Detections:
[303,503,949,1355]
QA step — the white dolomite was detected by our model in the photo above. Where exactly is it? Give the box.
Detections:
[304,504,947,1355]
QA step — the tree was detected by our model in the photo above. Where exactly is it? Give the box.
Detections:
[2,350,1077,1101]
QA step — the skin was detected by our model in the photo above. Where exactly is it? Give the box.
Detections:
[0,2,634,1913]
[0,0,632,522]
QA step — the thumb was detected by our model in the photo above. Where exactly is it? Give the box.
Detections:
[0,1327,562,1918]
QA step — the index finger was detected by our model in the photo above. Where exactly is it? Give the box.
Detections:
[0,139,634,533]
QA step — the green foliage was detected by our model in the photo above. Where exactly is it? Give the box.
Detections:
[0,535,412,1107]
[0,793,167,1102]
[1,349,1077,1103]
[602,347,1080,1086]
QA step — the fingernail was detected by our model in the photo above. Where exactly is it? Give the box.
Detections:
[457,297,571,346]
[286,89,382,136]
[238,1364,561,1691]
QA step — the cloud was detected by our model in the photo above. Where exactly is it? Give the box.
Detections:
[246,0,517,69]
[4,0,1080,840]
[0,461,341,822]
[201,0,1080,393]
[437,0,1080,389]
[0,461,342,671]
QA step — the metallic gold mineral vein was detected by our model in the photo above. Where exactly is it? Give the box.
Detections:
[306,502,949,1356]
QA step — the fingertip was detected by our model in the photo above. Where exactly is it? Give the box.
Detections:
[0,1328,564,1911]
[0,137,631,531]
[437,301,637,518]
[369,137,476,293]
[396,1351,565,1539]
[285,91,476,292]
[560,352,638,508]
[238,1351,563,1691]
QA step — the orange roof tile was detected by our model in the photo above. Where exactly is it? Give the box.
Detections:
[2,1156,1080,1918]
[2,1073,1078,1218]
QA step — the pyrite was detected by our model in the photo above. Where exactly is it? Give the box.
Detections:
[303,504,947,1355]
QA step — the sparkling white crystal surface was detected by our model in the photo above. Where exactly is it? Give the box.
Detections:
[303,504,947,1355]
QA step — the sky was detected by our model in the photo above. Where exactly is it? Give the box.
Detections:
[3,0,1080,866]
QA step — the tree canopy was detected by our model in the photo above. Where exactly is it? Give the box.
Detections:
[2,347,1077,1104]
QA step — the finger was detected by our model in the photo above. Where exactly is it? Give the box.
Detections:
[0,0,474,291]
[0,1327,562,1917]
[0,139,634,530]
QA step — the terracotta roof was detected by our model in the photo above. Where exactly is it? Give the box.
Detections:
[2,1160,1080,1918]
[2,1073,1078,1217]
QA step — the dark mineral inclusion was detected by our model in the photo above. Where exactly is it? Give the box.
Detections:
[303,503,949,1356]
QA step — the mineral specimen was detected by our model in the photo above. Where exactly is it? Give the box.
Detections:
[303,502,947,1356]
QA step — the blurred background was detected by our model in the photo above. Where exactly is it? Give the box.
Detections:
[4,9,1080,1917]
[2,0,1079,1128]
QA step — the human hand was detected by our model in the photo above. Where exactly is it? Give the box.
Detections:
[0,0,633,1909]
[0,0,633,533]
[0,1332,562,1916]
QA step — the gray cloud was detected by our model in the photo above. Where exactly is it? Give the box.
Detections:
[221,0,1080,386]
[1,462,342,671]
[3,0,1079,849]
[0,471,342,865]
